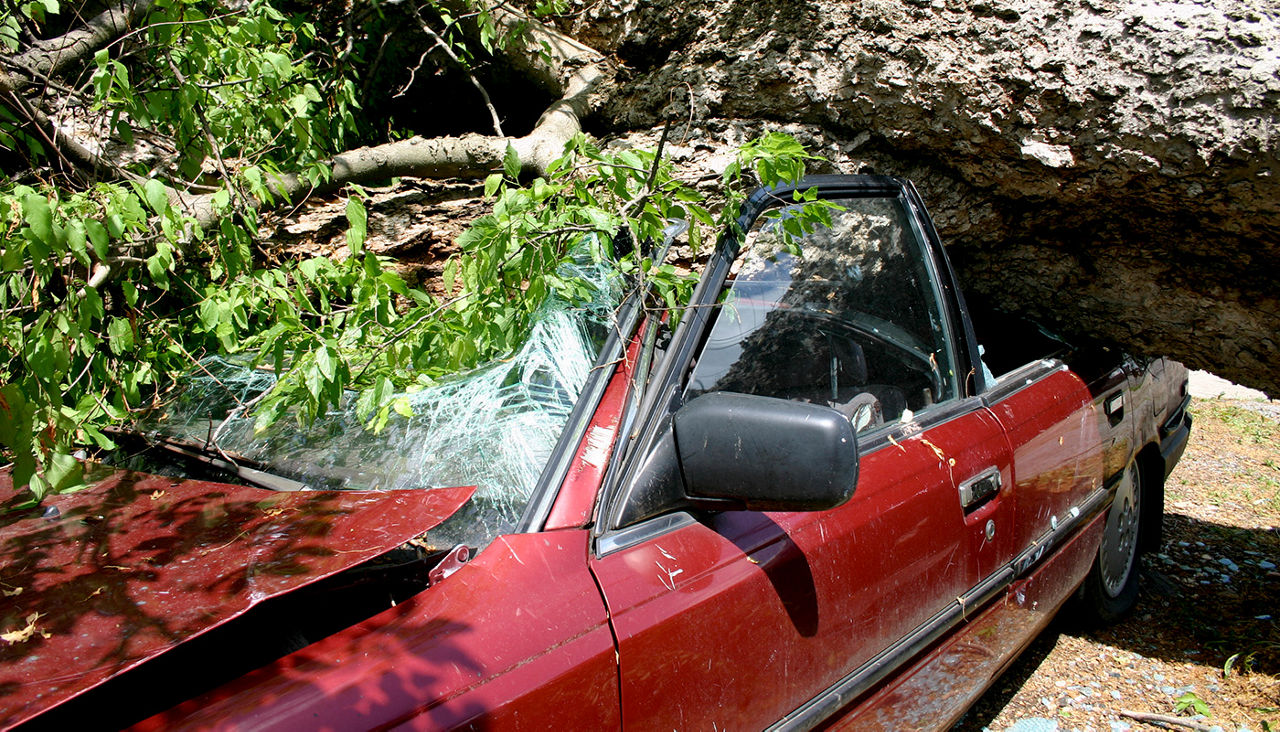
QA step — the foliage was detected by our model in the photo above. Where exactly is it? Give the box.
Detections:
[0,0,829,502]
[1174,691,1211,717]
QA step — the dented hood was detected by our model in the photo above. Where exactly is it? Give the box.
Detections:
[0,465,473,728]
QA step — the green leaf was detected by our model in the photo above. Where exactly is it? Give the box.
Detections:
[81,286,104,322]
[27,474,48,502]
[66,221,89,265]
[1173,692,1210,717]
[442,257,458,295]
[143,178,169,214]
[0,385,37,489]
[105,212,125,238]
[345,195,366,255]
[106,316,134,354]
[314,345,335,380]
[503,143,521,181]
[21,194,53,245]
[392,397,413,418]
[45,451,83,494]
[484,173,504,198]
[84,219,109,259]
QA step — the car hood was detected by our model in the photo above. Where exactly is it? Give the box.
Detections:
[0,464,474,728]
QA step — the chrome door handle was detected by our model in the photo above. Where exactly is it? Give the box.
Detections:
[959,468,1001,511]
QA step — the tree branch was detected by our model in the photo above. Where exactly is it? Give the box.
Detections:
[1119,710,1217,732]
[0,69,125,181]
[409,2,504,136]
[9,0,155,83]
[179,2,611,229]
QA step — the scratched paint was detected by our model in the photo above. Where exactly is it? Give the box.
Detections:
[0,468,472,729]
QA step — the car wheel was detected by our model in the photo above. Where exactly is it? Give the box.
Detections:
[1077,459,1144,625]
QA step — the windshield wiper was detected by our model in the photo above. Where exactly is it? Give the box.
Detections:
[104,427,310,492]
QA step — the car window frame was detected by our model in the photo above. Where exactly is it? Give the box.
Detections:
[592,176,988,553]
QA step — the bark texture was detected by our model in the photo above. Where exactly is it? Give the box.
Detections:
[569,0,1280,395]
[182,2,610,228]
[9,0,155,82]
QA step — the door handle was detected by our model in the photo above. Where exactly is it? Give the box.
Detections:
[959,468,1001,511]
[1105,391,1125,427]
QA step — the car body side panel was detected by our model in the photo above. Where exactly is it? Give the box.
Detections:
[592,408,1008,729]
[828,510,1105,730]
[544,333,641,531]
[138,531,618,731]
[986,368,1102,561]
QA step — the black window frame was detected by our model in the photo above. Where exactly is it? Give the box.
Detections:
[592,176,988,547]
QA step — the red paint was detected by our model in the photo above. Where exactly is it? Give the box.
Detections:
[832,511,1105,730]
[589,406,1014,730]
[0,468,473,729]
[986,368,1102,562]
[545,327,644,531]
[135,531,617,731]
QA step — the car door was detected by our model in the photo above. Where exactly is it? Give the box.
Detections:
[588,181,1015,729]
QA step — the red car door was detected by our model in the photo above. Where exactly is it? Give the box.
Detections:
[588,188,1015,728]
[590,408,1011,728]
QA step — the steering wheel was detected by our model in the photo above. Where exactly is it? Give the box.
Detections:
[831,391,883,432]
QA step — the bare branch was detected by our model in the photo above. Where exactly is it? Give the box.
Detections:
[408,2,505,137]
[1119,710,1216,732]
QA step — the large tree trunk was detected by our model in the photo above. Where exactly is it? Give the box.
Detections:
[568,0,1280,395]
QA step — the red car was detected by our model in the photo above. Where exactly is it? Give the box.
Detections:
[0,176,1190,730]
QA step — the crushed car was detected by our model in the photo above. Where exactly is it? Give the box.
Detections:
[0,175,1191,730]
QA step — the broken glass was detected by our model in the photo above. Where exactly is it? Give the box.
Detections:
[124,249,624,551]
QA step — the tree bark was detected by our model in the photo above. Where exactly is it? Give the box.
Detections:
[569,0,1280,395]
[7,0,155,83]
[180,2,611,228]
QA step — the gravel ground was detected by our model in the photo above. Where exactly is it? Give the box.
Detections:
[955,398,1280,732]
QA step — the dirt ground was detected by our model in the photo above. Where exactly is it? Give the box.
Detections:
[956,399,1280,732]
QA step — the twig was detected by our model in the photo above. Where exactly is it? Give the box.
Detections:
[1119,710,1216,732]
[350,291,473,384]
[408,2,505,137]
[164,52,246,212]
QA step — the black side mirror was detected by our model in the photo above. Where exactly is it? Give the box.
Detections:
[673,392,858,512]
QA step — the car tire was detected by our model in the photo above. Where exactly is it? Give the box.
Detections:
[1075,459,1144,626]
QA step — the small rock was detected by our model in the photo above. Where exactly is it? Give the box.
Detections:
[1110,690,1122,700]
[1259,560,1276,570]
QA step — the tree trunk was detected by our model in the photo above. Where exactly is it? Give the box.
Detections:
[568,0,1280,395]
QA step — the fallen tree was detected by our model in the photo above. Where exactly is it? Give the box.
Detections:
[0,0,819,498]
[568,0,1280,396]
[2,0,1276,498]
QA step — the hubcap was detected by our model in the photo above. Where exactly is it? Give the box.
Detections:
[1099,461,1142,597]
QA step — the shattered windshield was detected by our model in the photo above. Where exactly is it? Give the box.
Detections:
[116,253,623,550]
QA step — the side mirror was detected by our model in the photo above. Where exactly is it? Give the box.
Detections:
[673,392,858,512]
